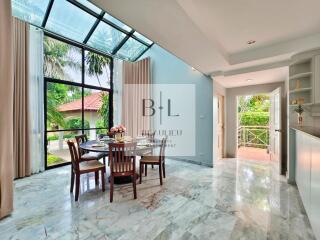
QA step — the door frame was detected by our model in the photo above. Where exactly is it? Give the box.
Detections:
[217,94,225,159]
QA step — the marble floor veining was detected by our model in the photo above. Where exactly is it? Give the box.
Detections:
[0,158,316,240]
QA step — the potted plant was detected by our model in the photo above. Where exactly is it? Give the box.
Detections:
[294,105,304,125]
[110,124,126,141]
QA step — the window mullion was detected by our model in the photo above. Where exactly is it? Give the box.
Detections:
[81,48,85,134]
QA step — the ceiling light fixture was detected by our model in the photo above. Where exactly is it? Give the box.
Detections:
[191,67,196,71]
[247,40,256,45]
[246,79,253,82]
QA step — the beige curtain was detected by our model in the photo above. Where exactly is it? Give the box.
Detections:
[122,58,151,137]
[13,18,31,179]
[0,1,14,219]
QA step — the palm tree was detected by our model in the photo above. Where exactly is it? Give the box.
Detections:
[44,36,81,80]
[85,51,110,87]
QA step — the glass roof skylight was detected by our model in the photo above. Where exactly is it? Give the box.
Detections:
[116,37,148,61]
[133,32,153,45]
[46,0,96,42]
[87,21,126,54]
[11,0,153,61]
[103,13,132,32]
[12,0,50,26]
[75,0,102,14]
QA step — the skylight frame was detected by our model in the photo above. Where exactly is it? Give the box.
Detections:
[12,0,154,61]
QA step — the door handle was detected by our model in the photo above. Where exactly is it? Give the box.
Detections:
[275,129,282,132]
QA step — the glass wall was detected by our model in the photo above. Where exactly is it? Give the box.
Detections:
[44,36,112,168]
[12,0,153,61]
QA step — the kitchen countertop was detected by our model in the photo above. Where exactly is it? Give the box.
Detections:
[291,126,320,139]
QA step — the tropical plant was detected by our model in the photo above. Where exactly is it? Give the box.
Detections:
[238,95,270,113]
[85,52,110,87]
[239,112,269,126]
[65,117,90,130]
[97,92,109,129]
[44,36,81,80]
[47,83,67,129]
[44,37,82,129]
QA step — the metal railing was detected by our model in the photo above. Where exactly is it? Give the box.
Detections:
[238,125,270,149]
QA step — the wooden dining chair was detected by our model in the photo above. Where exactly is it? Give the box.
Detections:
[67,140,106,201]
[141,130,156,169]
[142,130,156,142]
[108,142,137,202]
[75,134,106,164]
[139,137,167,185]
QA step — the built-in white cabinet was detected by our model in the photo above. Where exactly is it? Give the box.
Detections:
[295,131,311,212]
[310,136,320,239]
[313,55,320,104]
[295,130,320,240]
[289,50,320,108]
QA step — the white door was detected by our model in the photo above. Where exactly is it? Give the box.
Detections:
[269,87,282,174]
[217,95,224,159]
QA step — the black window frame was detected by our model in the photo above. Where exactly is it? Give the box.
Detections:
[44,33,114,170]
[40,0,153,61]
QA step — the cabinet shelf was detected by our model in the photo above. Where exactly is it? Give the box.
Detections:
[289,72,312,80]
[289,88,312,94]
[289,103,312,107]
[290,58,311,66]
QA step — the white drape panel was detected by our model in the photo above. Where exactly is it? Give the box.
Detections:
[28,26,44,174]
[113,59,123,126]
[122,58,151,137]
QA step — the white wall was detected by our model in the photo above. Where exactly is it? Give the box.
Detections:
[212,80,226,164]
[141,45,214,167]
[225,82,286,158]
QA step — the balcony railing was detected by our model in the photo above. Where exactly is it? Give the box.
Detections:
[237,125,270,149]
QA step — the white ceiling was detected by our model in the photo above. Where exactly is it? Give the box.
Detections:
[214,67,288,88]
[91,0,320,87]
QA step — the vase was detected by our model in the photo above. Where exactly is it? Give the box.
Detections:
[115,132,123,141]
[298,113,303,125]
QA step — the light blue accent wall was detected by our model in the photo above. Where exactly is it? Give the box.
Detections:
[140,45,213,167]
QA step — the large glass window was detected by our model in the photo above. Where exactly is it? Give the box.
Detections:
[45,36,112,169]
[44,36,82,82]
[84,51,111,88]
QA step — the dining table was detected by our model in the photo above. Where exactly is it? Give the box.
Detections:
[79,139,156,184]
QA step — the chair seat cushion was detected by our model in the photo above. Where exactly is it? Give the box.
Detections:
[140,156,160,164]
[81,152,106,161]
[141,150,153,156]
[80,161,105,172]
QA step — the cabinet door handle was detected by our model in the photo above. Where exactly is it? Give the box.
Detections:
[275,129,282,132]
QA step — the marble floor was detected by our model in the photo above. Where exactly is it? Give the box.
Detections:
[0,158,316,240]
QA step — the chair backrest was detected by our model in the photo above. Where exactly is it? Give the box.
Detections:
[159,137,167,162]
[108,142,137,174]
[97,133,108,140]
[142,130,156,142]
[75,134,88,156]
[67,140,80,172]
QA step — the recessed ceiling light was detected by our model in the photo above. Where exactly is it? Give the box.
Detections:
[247,40,256,45]
[246,79,253,82]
